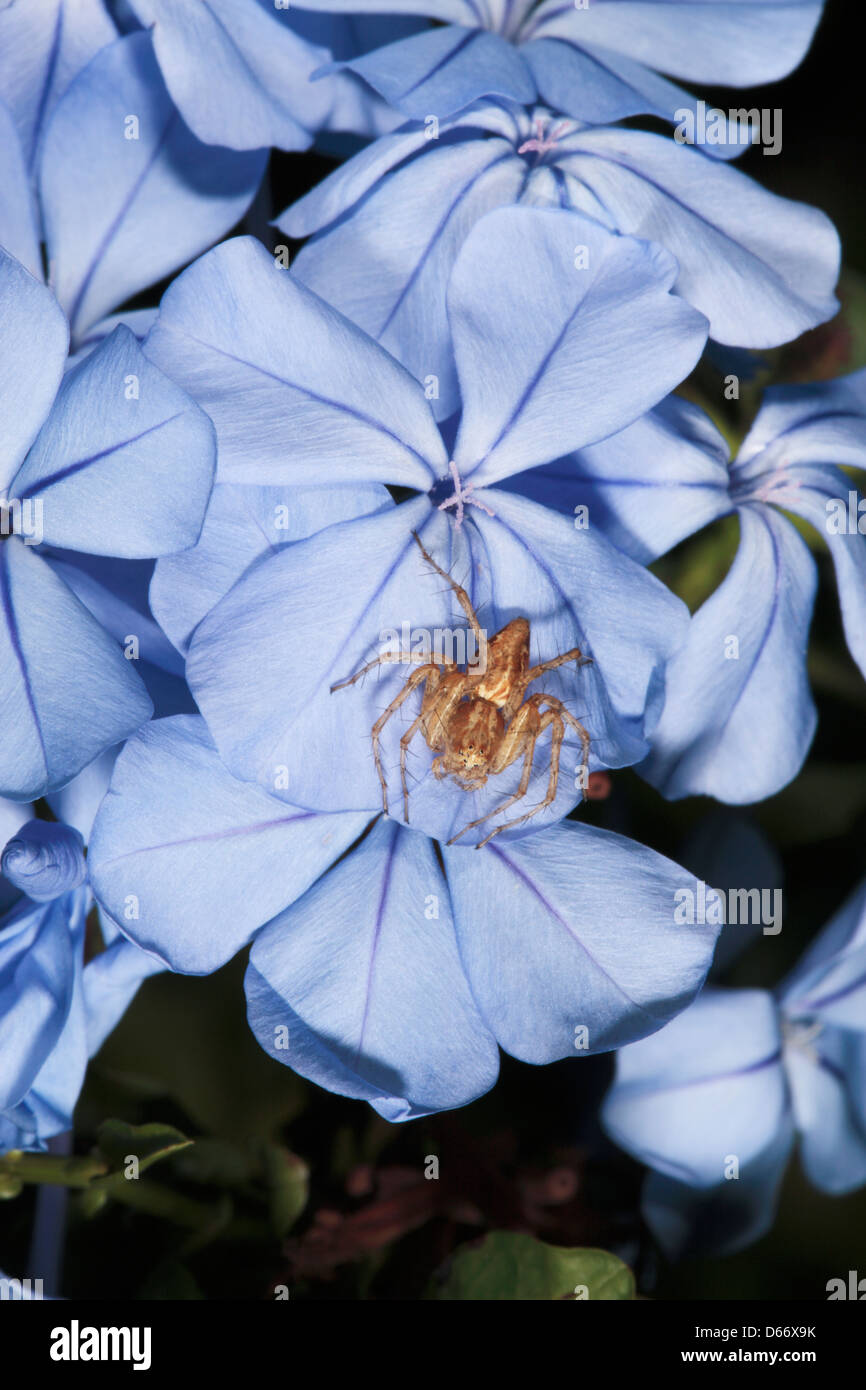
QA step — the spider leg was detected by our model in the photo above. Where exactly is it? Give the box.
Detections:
[522,646,592,691]
[545,697,591,793]
[411,531,486,659]
[475,706,566,848]
[330,649,448,693]
[399,710,427,822]
[370,664,438,816]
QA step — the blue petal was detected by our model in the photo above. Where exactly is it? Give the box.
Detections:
[444,819,720,1062]
[523,35,737,147]
[44,553,186,678]
[640,506,818,803]
[151,479,391,656]
[780,879,866,1031]
[88,715,370,974]
[499,396,731,564]
[0,98,41,276]
[0,247,68,496]
[449,207,708,486]
[0,0,117,170]
[69,309,159,365]
[186,495,442,814]
[293,138,525,420]
[12,326,216,558]
[46,747,120,842]
[145,236,445,488]
[246,818,500,1119]
[734,370,866,679]
[601,987,788,1185]
[1,819,86,902]
[335,25,536,119]
[0,539,152,800]
[126,0,331,149]
[287,1,478,19]
[40,32,267,340]
[640,1127,793,1258]
[82,930,164,1057]
[554,126,839,346]
[786,1026,866,1194]
[0,893,80,1113]
[528,0,824,87]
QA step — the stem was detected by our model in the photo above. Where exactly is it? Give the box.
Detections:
[26,1131,71,1297]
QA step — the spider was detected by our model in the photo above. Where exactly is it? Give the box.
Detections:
[330,533,592,848]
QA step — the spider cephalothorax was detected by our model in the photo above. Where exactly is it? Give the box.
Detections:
[331,533,592,848]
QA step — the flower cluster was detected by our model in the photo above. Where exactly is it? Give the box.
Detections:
[0,0,863,1271]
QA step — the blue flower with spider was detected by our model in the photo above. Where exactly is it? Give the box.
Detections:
[283,99,839,416]
[290,0,824,140]
[88,712,722,1119]
[602,877,866,1257]
[505,373,866,804]
[141,208,708,845]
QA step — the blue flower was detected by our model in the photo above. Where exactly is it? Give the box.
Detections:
[601,878,866,1257]
[120,0,397,149]
[514,374,866,803]
[0,812,161,1153]
[0,246,215,799]
[1,820,86,903]
[283,101,839,414]
[0,32,266,349]
[89,714,721,1119]
[291,0,824,137]
[143,215,706,842]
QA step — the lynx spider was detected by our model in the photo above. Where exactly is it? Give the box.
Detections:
[330,532,592,848]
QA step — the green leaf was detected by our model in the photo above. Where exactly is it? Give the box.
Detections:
[263,1145,309,1237]
[95,1120,192,1178]
[430,1233,636,1301]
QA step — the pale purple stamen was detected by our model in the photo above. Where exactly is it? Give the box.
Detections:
[437,461,496,529]
[517,116,571,162]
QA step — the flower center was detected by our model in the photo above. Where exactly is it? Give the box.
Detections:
[430,462,496,530]
[517,115,572,164]
[730,455,803,508]
[781,1016,824,1064]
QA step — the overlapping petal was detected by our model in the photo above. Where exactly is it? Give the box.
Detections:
[126,0,331,150]
[602,988,788,1185]
[0,539,152,799]
[444,819,720,1062]
[11,326,216,558]
[151,480,390,656]
[449,208,708,485]
[145,236,445,488]
[40,32,267,339]
[0,248,68,495]
[88,715,370,974]
[640,506,818,803]
[246,818,501,1119]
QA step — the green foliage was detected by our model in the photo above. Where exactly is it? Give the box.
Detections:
[430,1232,636,1301]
